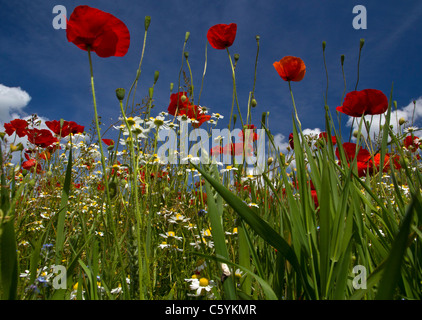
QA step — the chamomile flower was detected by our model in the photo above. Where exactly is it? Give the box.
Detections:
[220,165,238,173]
[248,202,259,208]
[185,277,216,297]
[159,231,183,241]
[182,154,201,164]
[168,213,190,224]
[211,112,224,119]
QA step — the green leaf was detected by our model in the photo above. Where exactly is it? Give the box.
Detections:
[375,195,417,299]
[192,162,315,299]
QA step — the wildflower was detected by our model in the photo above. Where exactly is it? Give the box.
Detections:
[182,154,201,164]
[168,213,190,224]
[273,56,306,82]
[403,135,420,152]
[185,277,216,296]
[46,120,84,137]
[102,139,115,147]
[248,202,259,208]
[3,118,28,137]
[318,132,337,145]
[159,231,183,241]
[220,165,238,173]
[207,23,237,50]
[336,89,388,117]
[211,113,224,119]
[66,5,130,58]
[26,128,59,148]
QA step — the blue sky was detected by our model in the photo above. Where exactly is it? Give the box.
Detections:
[1,0,422,152]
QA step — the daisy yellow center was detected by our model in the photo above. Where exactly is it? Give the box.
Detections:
[199,278,209,287]
[154,118,164,126]
[126,117,135,125]
[226,165,232,170]
[167,231,175,237]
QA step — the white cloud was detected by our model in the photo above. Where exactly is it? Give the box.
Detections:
[0,84,31,122]
[347,97,422,141]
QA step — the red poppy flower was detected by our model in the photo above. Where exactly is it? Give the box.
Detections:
[336,89,388,117]
[273,56,306,82]
[372,153,401,172]
[26,128,59,148]
[222,142,253,156]
[46,120,84,137]
[336,142,373,177]
[207,23,237,50]
[168,92,190,116]
[102,139,115,146]
[239,125,258,142]
[318,132,336,145]
[66,5,130,58]
[4,119,28,138]
[403,135,420,152]
[168,93,210,128]
[289,133,294,149]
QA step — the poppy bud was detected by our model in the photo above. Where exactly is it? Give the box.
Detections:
[185,31,190,43]
[399,117,406,125]
[154,71,159,84]
[261,112,266,126]
[341,55,345,66]
[107,145,114,151]
[144,16,151,31]
[322,41,326,51]
[234,53,240,61]
[149,87,154,98]
[116,88,126,101]
[267,157,273,166]
[353,130,359,138]
[232,114,237,126]
[251,98,257,108]
[255,35,260,41]
[359,38,365,49]
[180,95,187,103]
[170,82,174,92]
[184,51,189,59]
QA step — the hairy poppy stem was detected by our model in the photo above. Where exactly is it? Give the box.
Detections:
[288,81,302,130]
[197,41,208,106]
[118,98,147,300]
[227,48,244,131]
[87,47,130,298]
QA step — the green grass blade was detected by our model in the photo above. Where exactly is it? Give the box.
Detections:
[375,195,417,300]
[192,162,315,299]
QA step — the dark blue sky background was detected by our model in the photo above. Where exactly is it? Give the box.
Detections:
[1,0,422,149]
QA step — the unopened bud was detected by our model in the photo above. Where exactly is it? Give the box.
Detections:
[353,130,359,138]
[116,88,126,101]
[359,38,365,49]
[185,31,190,43]
[322,41,326,51]
[341,54,345,66]
[399,117,406,125]
[154,71,160,84]
[251,98,257,108]
[267,157,273,166]
[234,53,240,61]
[144,16,151,31]
[181,95,187,103]
[184,51,189,59]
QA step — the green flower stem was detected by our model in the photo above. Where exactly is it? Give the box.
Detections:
[288,81,302,131]
[87,47,130,299]
[227,48,244,131]
[118,99,147,299]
